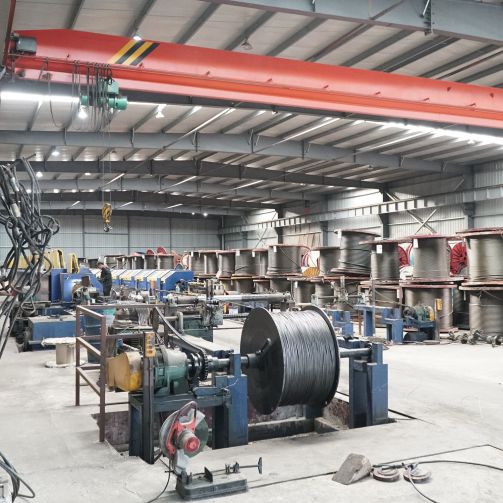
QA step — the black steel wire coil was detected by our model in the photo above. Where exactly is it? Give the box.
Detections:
[252,249,268,276]
[315,247,340,275]
[189,252,205,275]
[218,251,235,278]
[267,245,303,275]
[240,307,340,414]
[158,254,175,269]
[465,233,503,282]
[202,251,218,275]
[412,237,450,280]
[290,279,315,304]
[469,290,503,337]
[371,243,400,281]
[234,249,255,276]
[334,231,375,275]
[145,254,157,269]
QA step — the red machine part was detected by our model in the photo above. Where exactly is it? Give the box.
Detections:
[7,29,503,129]
[450,241,468,275]
[157,246,168,254]
[399,244,411,268]
[164,401,199,457]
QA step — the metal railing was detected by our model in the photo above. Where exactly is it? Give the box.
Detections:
[74,304,160,442]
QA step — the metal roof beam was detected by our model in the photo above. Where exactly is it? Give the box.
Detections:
[459,62,503,84]
[40,202,242,217]
[1,131,467,176]
[266,18,325,57]
[420,44,502,79]
[67,0,85,29]
[36,177,324,201]
[42,189,277,210]
[176,3,220,44]
[224,11,275,50]
[30,160,382,189]
[306,24,372,63]
[201,0,503,45]
[125,0,157,38]
[342,30,411,67]
[373,36,458,73]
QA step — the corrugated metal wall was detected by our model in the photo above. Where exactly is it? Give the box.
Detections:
[0,214,221,260]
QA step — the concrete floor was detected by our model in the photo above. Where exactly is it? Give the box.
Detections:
[1,322,503,502]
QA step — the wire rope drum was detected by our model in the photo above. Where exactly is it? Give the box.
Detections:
[311,278,334,307]
[463,286,503,338]
[158,253,175,270]
[288,277,315,304]
[188,251,205,275]
[363,239,405,282]
[252,248,268,277]
[331,229,379,276]
[401,283,456,332]
[233,249,255,277]
[240,306,340,415]
[232,277,254,294]
[217,250,236,278]
[410,235,451,281]
[200,250,218,276]
[145,253,157,269]
[362,281,400,308]
[453,284,469,329]
[313,246,340,276]
[253,278,270,293]
[457,228,503,283]
[269,276,290,293]
[266,244,304,276]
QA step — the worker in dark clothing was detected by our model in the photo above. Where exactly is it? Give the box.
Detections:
[97,260,112,296]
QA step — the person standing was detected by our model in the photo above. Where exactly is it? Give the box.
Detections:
[97,260,112,296]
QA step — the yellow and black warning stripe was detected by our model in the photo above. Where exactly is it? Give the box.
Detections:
[108,40,159,66]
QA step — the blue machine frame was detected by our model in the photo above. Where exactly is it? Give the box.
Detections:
[129,351,247,464]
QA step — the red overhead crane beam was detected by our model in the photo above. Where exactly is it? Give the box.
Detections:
[6,29,503,129]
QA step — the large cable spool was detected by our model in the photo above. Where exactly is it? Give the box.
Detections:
[465,287,503,337]
[188,252,205,275]
[217,250,236,278]
[289,277,315,304]
[233,277,254,294]
[366,240,403,282]
[252,248,268,277]
[266,244,304,276]
[269,277,290,293]
[313,246,340,276]
[240,306,340,415]
[234,249,255,276]
[145,254,157,269]
[458,229,503,283]
[410,235,451,281]
[253,278,270,293]
[453,285,469,329]
[158,254,175,269]
[201,250,218,275]
[312,279,334,307]
[402,283,455,332]
[332,230,379,276]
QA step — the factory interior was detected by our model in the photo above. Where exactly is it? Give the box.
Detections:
[1,1,503,502]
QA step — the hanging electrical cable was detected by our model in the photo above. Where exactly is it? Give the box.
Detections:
[0,158,59,359]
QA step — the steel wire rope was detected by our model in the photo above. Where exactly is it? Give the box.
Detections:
[269,310,338,408]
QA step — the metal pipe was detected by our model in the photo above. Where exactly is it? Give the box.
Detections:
[339,347,371,359]
[204,293,290,303]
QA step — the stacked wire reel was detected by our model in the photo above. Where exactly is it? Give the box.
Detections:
[458,228,503,343]
[240,306,340,414]
[401,235,463,334]
[314,230,379,311]
[266,244,305,293]
[360,239,408,315]
[232,248,267,294]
